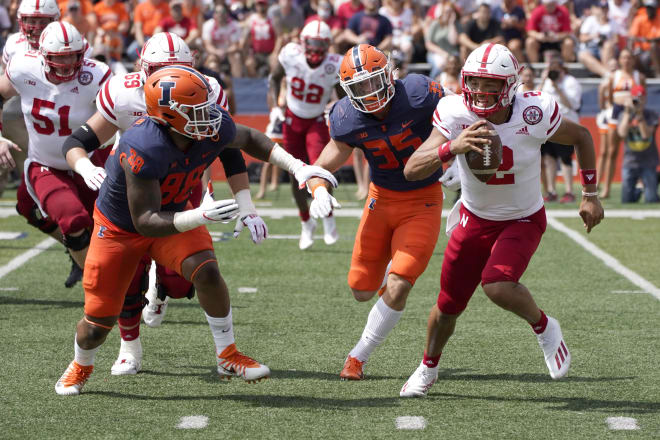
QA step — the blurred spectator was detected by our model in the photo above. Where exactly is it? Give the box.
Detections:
[0,1,11,47]
[540,55,582,203]
[577,1,615,77]
[306,1,344,44]
[129,0,171,60]
[93,0,129,37]
[95,21,127,74]
[203,3,244,77]
[602,48,646,198]
[437,54,461,93]
[269,0,305,45]
[182,0,203,30]
[424,0,459,78]
[62,0,96,40]
[193,47,237,112]
[596,57,618,190]
[492,0,527,62]
[243,0,278,77]
[229,0,252,22]
[154,0,200,46]
[337,0,364,28]
[458,3,504,61]
[519,64,537,92]
[525,0,575,63]
[630,0,660,77]
[608,0,632,38]
[379,0,420,62]
[340,0,393,51]
[617,85,660,203]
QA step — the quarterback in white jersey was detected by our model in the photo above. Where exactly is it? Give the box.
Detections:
[269,20,343,250]
[399,44,604,398]
[61,32,267,378]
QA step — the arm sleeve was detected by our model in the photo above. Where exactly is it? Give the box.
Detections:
[217,148,247,177]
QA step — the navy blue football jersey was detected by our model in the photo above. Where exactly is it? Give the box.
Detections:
[329,74,444,191]
[97,108,236,233]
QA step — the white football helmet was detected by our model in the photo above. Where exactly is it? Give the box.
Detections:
[300,20,332,67]
[139,32,193,77]
[39,21,85,83]
[461,43,522,116]
[18,0,61,49]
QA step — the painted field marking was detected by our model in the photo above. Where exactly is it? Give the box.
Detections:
[611,290,648,294]
[0,208,17,219]
[0,287,18,291]
[395,416,427,430]
[606,417,639,430]
[547,217,660,301]
[0,232,26,240]
[0,237,57,280]
[237,287,258,293]
[176,415,208,430]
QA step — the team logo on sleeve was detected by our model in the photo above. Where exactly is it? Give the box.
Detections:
[522,106,543,125]
[78,70,93,85]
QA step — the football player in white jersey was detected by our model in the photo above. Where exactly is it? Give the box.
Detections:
[269,20,343,250]
[61,32,268,376]
[0,21,111,283]
[399,43,604,397]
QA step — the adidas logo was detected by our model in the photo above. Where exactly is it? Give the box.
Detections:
[70,86,79,94]
[515,126,529,135]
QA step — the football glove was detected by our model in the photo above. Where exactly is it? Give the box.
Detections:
[173,197,239,232]
[232,188,268,244]
[293,164,338,190]
[309,186,341,219]
[74,157,107,191]
[439,160,461,192]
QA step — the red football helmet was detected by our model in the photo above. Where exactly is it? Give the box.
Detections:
[139,32,193,77]
[301,20,331,67]
[18,0,60,50]
[339,44,394,113]
[39,21,85,83]
[144,66,222,140]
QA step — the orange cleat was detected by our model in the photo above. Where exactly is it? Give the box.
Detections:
[217,343,270,383]
[55,361,94,396]
[340,355,364,380]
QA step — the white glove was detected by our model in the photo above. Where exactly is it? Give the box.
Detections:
[439,160,461,192]
[293,164,338,190]
[74,158,107,191]
[309,186,341,219]
[234,214,268,243]
[232,188,268,244]
[270,106,285,122]
[173,198,239,232]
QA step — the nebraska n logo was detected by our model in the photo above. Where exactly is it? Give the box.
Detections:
[158,81,176,106]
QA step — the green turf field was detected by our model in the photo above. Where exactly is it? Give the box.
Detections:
[0,183,658,439]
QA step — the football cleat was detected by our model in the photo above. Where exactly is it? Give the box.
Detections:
[537,316,571,379]
[339,356,364,380]
[55,361,93,396]
[400,362,438,397]
[217,344,270,383]
[322,216,339,245]
[64,252,83,288]
[143,284,168,327]
[299,218,316,250]
[110,351,142,376]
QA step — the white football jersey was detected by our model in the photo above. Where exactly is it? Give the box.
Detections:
[96,70,229,132]
[434,92,563,221]
[2,31,93,66]
[7,52,111,171]
[279,42,342,119]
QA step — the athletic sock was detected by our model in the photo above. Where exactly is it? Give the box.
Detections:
[300,210,310,222]
[422,351,441,368]
[206,309,234,356]
[74,336,100,367]
[118,314,141,341]
[349,297,403,362]
[118,337,142,358]
[531,309,548,334]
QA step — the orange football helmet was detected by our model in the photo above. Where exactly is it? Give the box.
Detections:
[144,66,222,140]
[339,44,394,113]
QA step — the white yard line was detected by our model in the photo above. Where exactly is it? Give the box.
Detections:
[547,217,660,301]
[606,417,640,430]
[176,415,208,430]
[0,237,57,280]
[395,416,427,430]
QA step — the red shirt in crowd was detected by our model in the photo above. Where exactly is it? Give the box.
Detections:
[526,4,571,33]
[158,16,197,40]
[249,15,276,54]
[305,14,343,30]
[336,1,364,28]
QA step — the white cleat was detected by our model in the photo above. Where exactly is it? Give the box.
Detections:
[537,316,571,379]
[111,352,142,376]
[55,361,94,396]
[322,216,339,245]
[143,285,168,327]
[400,362,438,397]
[217,344,270,383]
[299,219,316,250]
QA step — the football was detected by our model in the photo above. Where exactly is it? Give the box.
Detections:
[465,121,503,183]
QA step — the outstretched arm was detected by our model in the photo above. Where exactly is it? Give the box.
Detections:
[0,71,21,169]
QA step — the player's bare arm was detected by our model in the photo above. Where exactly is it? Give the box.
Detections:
[268,62,285,110]
[307,139,354,191]
[404,121,496,181]
[63,112,120,169]
[548,118,604,233]
[0,71,21,169]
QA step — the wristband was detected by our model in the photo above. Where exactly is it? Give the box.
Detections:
[309,182,327,196]
[268,143,304,174]
[579,169,597,186]
[234,188,256,215]
[73,157,96,176]
[438,141,455,163]
[581,191,599,197]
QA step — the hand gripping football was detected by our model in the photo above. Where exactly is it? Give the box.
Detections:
[465,121,503,183]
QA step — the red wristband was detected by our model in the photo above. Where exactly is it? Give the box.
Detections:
[580,169,597,186]
[438,141,455,163]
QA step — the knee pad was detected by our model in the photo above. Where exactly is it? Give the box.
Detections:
[63,229,91,251]
[156,264,195,300]
[16,202,58,234]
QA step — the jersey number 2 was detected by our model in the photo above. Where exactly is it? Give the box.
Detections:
[486,145,514,185]
[290,77,323,104]
[31,98,72,136]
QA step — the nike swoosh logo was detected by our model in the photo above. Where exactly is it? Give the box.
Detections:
[221,328,230,333]
[402,120,413,128]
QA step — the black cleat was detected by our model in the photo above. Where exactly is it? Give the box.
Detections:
[64,253,83,288]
